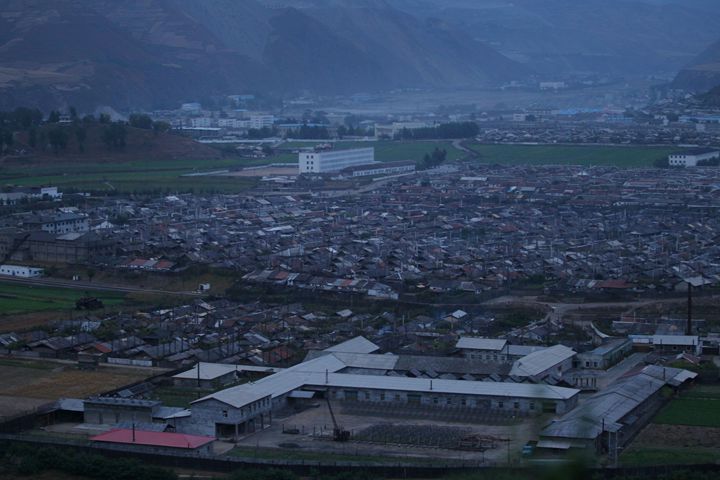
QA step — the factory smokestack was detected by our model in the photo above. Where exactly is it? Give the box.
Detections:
[686,283,692,336]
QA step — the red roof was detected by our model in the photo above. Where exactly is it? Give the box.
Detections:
[90,429,214,449]
[92,342,112,354]
[154,260,175,270]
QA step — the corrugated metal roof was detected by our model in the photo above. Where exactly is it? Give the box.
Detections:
[194,351,578,410]
[193,354,346,407]
[456,337,507,351]
[317,373,578,400]
[541,365,695,440]
[325,336,380,354]
[330,351,399,370]
[173,362,282,381]
[510,345,576,377]
[507,345,547,356]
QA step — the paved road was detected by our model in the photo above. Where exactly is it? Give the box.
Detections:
[484,295,696,327]
[0,275,200,297]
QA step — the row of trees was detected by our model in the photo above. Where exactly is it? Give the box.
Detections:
[128,113,170,133]
[286,125,330,139]
[246,124,373,140]
[419,147,447,169]
[0,107,175,155]
[0,107,43,153]
[396,121,479,140]
[337,124,374,138]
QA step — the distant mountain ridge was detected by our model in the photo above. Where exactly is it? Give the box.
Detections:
[673,38,720,92]
[384,0,720,77]
[0,0,525,111]
[3,0,720,111]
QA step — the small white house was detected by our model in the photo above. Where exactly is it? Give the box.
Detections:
[0,264,44,278]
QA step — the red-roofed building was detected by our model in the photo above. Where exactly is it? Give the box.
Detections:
[90,429,215,453]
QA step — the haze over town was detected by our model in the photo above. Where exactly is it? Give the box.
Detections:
[0,2,720,480]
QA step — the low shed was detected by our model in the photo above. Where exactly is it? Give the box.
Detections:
[91,428,215,454]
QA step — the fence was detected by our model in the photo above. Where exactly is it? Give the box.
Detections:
[0,403,56,433]
[340,401,526,425]
[1,434,719,479]
[0,433,475,478]
[107,357,153,367]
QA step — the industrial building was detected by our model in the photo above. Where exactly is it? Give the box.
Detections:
[456,337,547,363]
[84,398,161,425]
[90,429,215,454]
[577,338,633,370]
[538,365,696,455]
[509,344,576,380]
[173,337,581,441]
[342,160,416,178]
[24,212,89,234]
[299,147,375,173]
[629,334,702,356]
[172,363,282,388]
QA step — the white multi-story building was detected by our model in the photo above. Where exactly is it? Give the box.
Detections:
[26,212,90,234]
[190,117,213,128]
[299,147,375,173]
[249,115,275,130]
[668,149,720,167]
[218,118,251,129]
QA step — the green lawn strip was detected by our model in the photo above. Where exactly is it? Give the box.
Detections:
[2,171,258,193]
[681,386,720,400]
[0,157,243,177]
[0,157,263,192]
[0,282,127,314]
[653,398,720,427]
[467,144,675,167]
[620,447,720,466]
[1,141,466,193]
[344,141,464,163]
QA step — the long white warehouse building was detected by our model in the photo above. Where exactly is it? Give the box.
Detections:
[299,147,375,173]
[172,337,580,440]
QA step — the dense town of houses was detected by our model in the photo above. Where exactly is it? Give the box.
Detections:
[2,141,719,463]
[3,164,720,297]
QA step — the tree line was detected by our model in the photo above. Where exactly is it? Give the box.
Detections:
[0,107,171,155]
[395,121,479,140]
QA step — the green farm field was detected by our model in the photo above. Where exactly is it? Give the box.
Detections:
[1,141,670,194]
[621,386,720,466]
[0,282,128,314]
[0,156,262,194]
[1,140,466,193]
[653,386,720,427]
[467,144,675,167]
